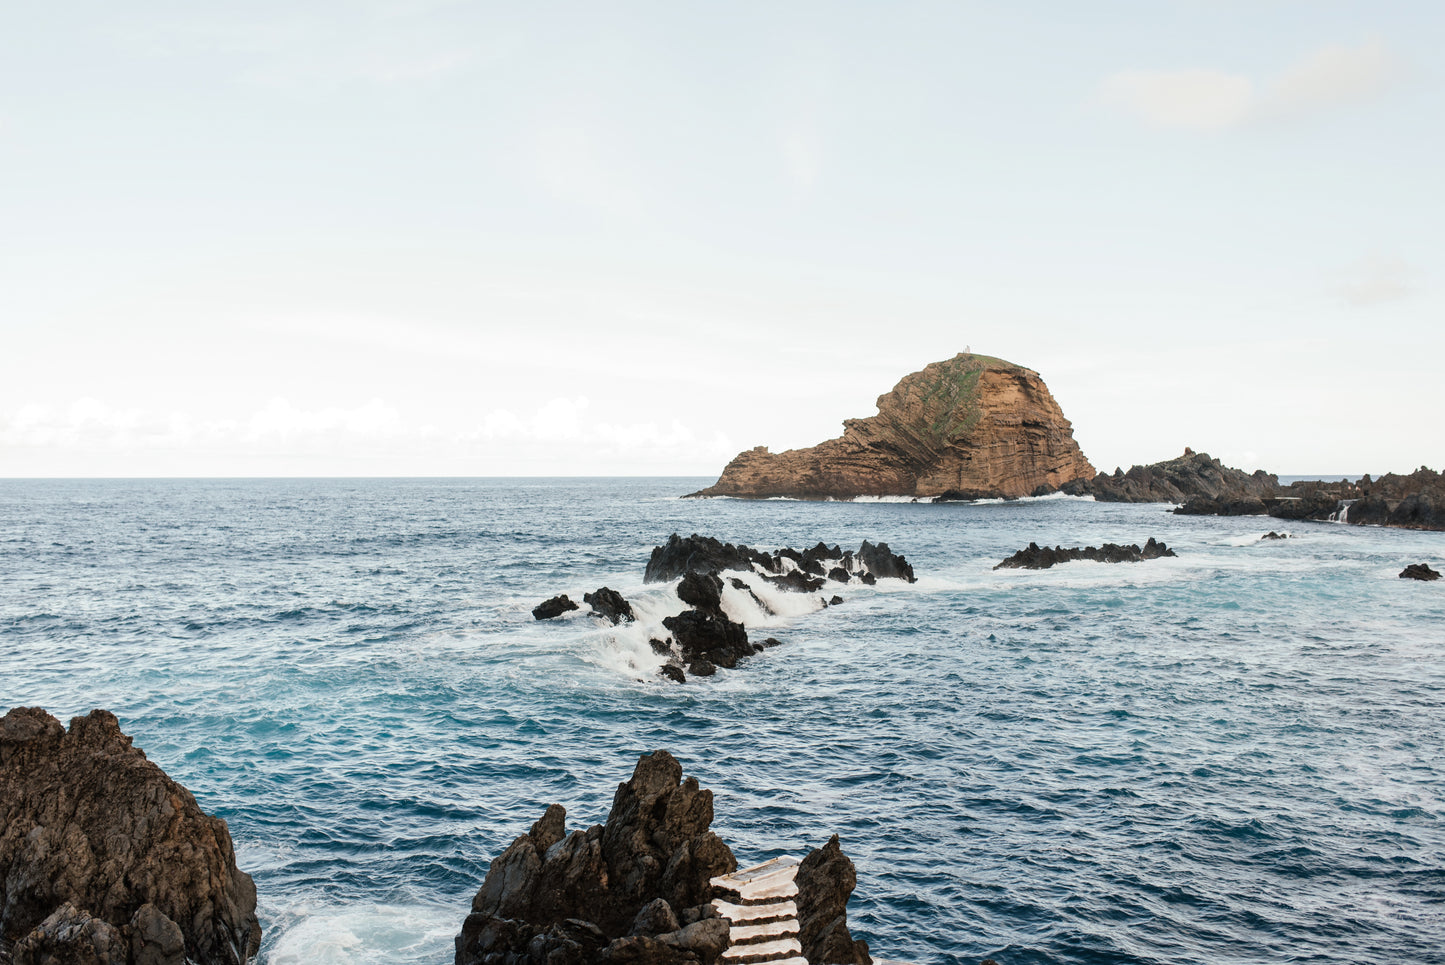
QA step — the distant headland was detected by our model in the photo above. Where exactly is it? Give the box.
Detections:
[687,351,1443,531]
[687,352,1095,500]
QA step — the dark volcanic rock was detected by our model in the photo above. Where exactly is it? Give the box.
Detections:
[1400,563,1441,581]
[455,751,736,965]
[761,571,826,594]
[0,708,261,965]
[1390,491,1445,530]
[1262,532,1289,540]
[795,836,871,965]
[585,587,636,625]
[995,538,1176,570]
[533,594,580,620]
[645,534,914,585]
[676,571,725,615]
[663,610,753,673]
[1066,450,1278,504]
[644,535,776,583]
[856,541,915,583]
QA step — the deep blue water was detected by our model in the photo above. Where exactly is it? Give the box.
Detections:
[2,478,1443,965]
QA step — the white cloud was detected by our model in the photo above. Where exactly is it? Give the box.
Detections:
[1099,69,1254,131]
[1269,39,1395,114]
[1,395,734,474]
[1099,38,1399,131]
[1336,256,1416,307]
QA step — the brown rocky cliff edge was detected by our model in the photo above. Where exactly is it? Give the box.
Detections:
[0,707,261,965]
[690,353,1095,500]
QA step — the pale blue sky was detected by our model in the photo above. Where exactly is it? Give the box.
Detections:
[3,2,1441,476]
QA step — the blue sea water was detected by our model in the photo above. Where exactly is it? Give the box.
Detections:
[2,477,1443,965]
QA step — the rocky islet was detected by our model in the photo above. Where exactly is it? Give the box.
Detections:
[688,353,1094,501]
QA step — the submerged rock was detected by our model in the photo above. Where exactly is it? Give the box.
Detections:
[1261,531,1290,540]
[994,538,1177,570]
[0,708,261,965]
[454,751,737,965]
[585,587,636,625]
[1400,563,1441,581]
[532,594,580,620]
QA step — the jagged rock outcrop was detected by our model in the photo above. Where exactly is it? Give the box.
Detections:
[994,538,1176,570]
[0,708,261,965]
[454,751,737,965]
[688,353,1094,500]
[1400,563,1441,581]
[795,836,871,965]
[1065,449,1278,504]
[1169,465,1445,532]
[585,588,636,625]
[644,535,914,586]
[533,595,580,620]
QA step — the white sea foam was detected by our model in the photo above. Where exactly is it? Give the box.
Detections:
[264,902,456,965]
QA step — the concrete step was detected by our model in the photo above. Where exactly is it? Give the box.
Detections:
[712,898,797,924]
[730,920,800,944]
[719,936,803,964]
[711,855,800,888]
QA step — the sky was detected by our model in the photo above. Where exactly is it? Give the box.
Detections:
[2,1,1441,477]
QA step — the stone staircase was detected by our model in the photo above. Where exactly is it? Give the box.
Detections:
[711,856,806,965]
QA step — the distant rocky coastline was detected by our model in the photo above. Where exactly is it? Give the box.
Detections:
[1060,449,1278,505]
[533,534,915,683]
[688,352,1094,501]
[680,347,1440,532]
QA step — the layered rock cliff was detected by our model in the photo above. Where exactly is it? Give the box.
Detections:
[689,353,1095,500]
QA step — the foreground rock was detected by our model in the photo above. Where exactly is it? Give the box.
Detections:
[456,751,871,965]
[688,352,1094,500]
[995,538,1176,570]
[1400,563,1441,581]
[1064,449,1278,505]
[0,708,261,965]
[796,836,872,965]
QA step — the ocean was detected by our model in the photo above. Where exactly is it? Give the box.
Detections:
[2,477,1442,965]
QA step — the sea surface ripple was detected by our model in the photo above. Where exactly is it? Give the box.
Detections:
[2,478,1443,964]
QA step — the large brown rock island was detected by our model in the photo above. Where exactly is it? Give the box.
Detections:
[688,352,1095,500]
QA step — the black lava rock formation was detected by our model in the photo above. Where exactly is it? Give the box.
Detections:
[584,587,636,625]
[533,595,580,620]
[644,534,914,585]
[796,836,872,965]
[1400,563,1441,581]
[994,538,1177,570]
[454,751,736,965]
